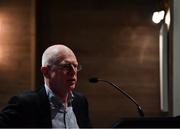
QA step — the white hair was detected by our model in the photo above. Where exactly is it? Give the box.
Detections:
[41,44,74,67]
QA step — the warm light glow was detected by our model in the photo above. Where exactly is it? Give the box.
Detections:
[0,13,10,66]
[152,10,165,24]
[0,47,3,62]
[0,18,2,62]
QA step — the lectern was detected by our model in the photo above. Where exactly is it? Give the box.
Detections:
[112,116,180,128]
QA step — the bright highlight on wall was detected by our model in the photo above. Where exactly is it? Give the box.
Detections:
[152,10,165,24]
[0,13,11,67]
[165,9,171,29]
[0,18,3,64]
[0,16,5,65]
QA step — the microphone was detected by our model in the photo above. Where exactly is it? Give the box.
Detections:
[89,77,99,83]
[89,77,144,117]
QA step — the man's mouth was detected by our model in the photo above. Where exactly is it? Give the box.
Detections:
[67,78,76,83]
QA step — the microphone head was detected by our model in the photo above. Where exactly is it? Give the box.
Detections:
[89,77,99,83]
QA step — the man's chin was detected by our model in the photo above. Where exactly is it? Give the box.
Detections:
[67,85,76,91]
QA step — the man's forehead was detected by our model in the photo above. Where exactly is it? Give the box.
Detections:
[54,54,78,64]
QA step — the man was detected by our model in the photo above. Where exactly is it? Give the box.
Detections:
[0,44,91,128]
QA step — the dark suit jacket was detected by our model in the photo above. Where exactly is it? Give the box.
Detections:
[0,87,91,128]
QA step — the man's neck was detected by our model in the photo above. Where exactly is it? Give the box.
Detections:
[45,83,71,105]
[53,89,70,105]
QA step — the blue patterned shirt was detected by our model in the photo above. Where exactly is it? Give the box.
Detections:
[45,85,79,129]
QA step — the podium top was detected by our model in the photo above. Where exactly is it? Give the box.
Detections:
[112,116,180,128]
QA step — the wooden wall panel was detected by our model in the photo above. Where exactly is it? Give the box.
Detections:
[0,0,35,108]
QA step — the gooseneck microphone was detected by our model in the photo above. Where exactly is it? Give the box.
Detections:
[89,77,144,117]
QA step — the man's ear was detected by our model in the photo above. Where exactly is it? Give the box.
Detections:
[41,66,50,78]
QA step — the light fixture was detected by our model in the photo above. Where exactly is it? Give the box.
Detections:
[152,10,165,24]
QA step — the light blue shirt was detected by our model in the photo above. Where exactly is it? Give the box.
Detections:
[45,85,79,129]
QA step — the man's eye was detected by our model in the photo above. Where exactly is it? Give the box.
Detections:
[63,64,71,68]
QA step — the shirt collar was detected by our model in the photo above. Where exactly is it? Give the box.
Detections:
[44,84,74,107]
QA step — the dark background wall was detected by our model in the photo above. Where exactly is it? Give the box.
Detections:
[36,0,162,127]
[0,0,167,127]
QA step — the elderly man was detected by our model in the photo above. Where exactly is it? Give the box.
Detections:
[0,44,91,128]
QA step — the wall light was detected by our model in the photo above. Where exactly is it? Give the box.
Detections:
[152,10,165,24]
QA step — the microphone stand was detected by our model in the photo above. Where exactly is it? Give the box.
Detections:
[98,79,144,117]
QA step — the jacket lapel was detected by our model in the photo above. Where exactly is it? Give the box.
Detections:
[36,87,52,128]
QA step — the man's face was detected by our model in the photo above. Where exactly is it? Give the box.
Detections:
[49,53,80,93]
